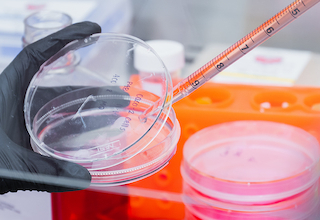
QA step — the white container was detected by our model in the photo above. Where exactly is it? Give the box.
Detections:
[134,40,185,96]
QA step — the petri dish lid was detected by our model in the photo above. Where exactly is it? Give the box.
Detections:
[24,33,173,169]
[181,120,320,204]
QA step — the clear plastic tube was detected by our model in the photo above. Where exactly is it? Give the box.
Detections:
[22,10,72,47]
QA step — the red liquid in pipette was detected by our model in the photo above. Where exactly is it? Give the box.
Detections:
[140,0,320,120]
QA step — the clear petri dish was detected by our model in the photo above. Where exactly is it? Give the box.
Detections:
[24,33,178,185]
[183,181,320,220]
[91,109,180,185]
[181,120,320,204]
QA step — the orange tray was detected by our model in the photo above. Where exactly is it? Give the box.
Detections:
[51,76,320,220]
[128,79,320,219]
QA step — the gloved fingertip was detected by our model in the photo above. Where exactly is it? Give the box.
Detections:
[57,160,92,190]
[27,151,92,192]
[73,21,102,34]
[52,21,101,40]
[61,160,92,181]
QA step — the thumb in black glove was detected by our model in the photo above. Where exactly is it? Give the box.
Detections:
[0,21,101,194]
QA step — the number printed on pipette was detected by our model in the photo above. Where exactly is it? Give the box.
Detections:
[290,8,301,17]
[216,62,224,70]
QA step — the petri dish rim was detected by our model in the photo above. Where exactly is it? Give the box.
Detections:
[182,180,320,213]
[181,120,320,203]
[24,33,173,166]
[90,110,181,185]
[185,135,318,185]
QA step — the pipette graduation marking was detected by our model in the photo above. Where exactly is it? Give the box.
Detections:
[140,0,320,120]
[171,0,319,104]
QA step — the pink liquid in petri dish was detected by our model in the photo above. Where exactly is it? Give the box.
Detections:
[181,121,320,204]
[192,138,313,182]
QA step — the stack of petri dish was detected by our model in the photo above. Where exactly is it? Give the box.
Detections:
[181,120,320,219]
[24,32,181,186]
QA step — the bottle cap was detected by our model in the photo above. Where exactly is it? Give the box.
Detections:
[134,40,185,73]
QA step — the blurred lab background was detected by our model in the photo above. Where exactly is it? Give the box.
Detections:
[131,0,320,53]
[1,0,320,83]
[1,0,320,65]
[1,0,320,219]
[130,0,320,86]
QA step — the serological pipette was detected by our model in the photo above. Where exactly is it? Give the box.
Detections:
[141,0,320,119]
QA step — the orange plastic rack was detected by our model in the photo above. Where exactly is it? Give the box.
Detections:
[127,79,320,219]
[51,75,320,220]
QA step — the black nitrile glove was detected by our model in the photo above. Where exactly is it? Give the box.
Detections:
[0,21,101,194]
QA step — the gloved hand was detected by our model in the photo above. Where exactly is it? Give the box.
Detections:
[0,21,101,194]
